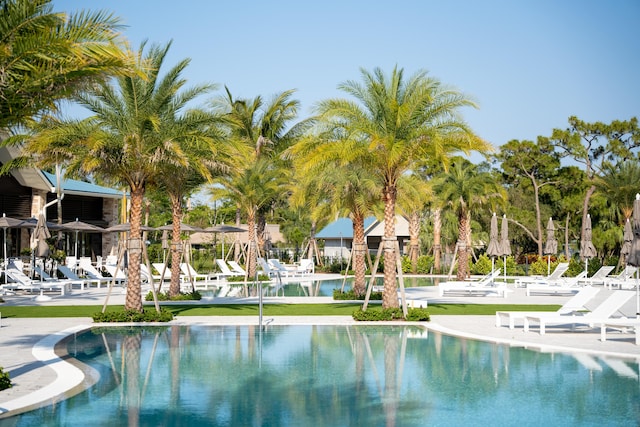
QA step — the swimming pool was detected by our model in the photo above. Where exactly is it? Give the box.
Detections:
[2,325,638,426]
[205,276,437,297]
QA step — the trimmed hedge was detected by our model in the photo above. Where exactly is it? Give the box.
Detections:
[0,367,11,391]
[92,308,174,323]
[352,307,430,321]
[145,290,202,301]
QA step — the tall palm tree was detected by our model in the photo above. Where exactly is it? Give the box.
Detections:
[152,107,231,298]
[398,174,433,273]
[435,159,506,279]
[211,154,288,279]
[0,0,129,129]
[211,88,308,270]
[24,42,206,312]
[303,66,490,308]
[291,161,381,296]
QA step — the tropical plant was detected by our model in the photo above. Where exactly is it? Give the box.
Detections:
[24,42,207,312]
[398,174,432,273]
[296,66,490,308]
[209,88,308,276]
[434,159,506,280]
[0,0,129,130]
[291,161,381,296]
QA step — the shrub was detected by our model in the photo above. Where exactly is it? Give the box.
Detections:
[352,307,405,321]
[406,307,430,321]
[351,306,431,321]
[92,308,174,323]
[0,367,11,391]
[145,290,202,301]
[227,274,270,282]
[333,289,382,300]
[402,255,434,274]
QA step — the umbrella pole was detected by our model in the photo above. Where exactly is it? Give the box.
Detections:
[491,257,495,284]
[3,228,7,285]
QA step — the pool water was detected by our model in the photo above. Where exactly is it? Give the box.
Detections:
[205,276,437,297]
[3,325,639,426]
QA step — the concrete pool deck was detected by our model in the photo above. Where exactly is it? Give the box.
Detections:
[0,282,639,417]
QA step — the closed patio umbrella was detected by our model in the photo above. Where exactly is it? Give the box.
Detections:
[0,214,28,284]
[500,215,512,283]
[626,194,640,318]
[620,218,633,260]
[32,214,51,259]
[486,213,501,282]
[580,214,597,274]
[544,217,557,276]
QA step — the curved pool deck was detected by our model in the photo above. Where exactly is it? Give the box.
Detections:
[1,284,639,418]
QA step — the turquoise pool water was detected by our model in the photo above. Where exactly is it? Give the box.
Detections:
[2,325,638,426]
[205,276,437,297]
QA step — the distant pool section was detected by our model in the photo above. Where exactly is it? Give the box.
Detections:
[202,276,437,297]
[2,325,639,426]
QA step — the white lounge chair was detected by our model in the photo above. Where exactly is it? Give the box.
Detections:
[268,259,295,277]
[4,264,70,295]
[258,257,276,277]
[104,264,128,284]
[525,270,588,296]
[598,318,640,345]
[180,262,216,283]
[604,266,638,289]
[296,259,314,276]
[439,269,508,297]
[523,290,635,334]
[79,259,125,287]
[58,265,108,289]
[152,263,172,282]
[496,286,600,329]
[215,259,243,278]
[577,265,616,286]
[516,262,570,287]
[227,260,247,276]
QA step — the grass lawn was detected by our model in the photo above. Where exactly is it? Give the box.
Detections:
[0,303,562,319]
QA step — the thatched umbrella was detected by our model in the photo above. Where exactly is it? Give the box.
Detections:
[544,217,557,276]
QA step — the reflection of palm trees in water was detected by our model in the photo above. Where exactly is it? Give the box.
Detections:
[124,334,141,427]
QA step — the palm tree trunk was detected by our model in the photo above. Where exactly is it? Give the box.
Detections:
[408,212,420,273]
[125,185,144,312]
[247,210,257,279]
[234,207,241,262]
[433,207,442,273]
[169,194,183,297]
[124,334,141,426]
[456,210,469,280]
[382,184,398,308]
[352,212,367,296]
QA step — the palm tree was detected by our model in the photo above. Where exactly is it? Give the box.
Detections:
[398,175,433,273]
[24,42,205,312]
[0,0,129,129]
[291,162,381,296]
[434,159,506,280]
[304,66,490,308]
[210,88,308,270]
[152,106,231,298]
[211,154,288,279]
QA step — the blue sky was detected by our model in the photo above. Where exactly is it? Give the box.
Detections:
[54,0,639,153]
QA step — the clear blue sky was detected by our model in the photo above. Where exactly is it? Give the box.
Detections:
[54,0,639,151]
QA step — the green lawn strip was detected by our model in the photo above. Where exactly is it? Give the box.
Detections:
[0,303,562,318]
